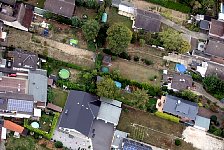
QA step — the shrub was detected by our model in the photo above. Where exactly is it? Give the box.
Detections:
[175,139,181,146]
[155,111,180,123]
[210,115,217,123]
[139,39,146,47]
[142,59,153,65]
[55,141,63,148]
[134,56,140,62]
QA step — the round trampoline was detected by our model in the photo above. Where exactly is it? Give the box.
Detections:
[31,122,40,129]
[101,66,109,73]
[59,69,70,79]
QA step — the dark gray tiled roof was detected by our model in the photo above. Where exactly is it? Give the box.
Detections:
[134,9,161,32]
[59,91,101,137]
[163,95,198,121]
[112,0,121,7]
[199,20,210,30]
[205,62,224,80]
[163,73,193,91]
[44,0,75,18]
[205,40,224,58]
[8,49,38,70]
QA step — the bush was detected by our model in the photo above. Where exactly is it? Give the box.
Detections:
[142,58,153,65]
[134,56,140,62]
[139,39,146,47]
[175,139,181,146]
[210,115,217,123]
[119,52,131,60]
[155,111,180,123]
[55,141,63,148]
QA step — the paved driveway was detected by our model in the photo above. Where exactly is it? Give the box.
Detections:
[52,130,92,150]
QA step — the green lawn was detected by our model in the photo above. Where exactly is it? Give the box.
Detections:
[52,88,68,108]
[39,113,54,132]
[37,0,46,8]
[5,136,49,150]
[108,8,133,29]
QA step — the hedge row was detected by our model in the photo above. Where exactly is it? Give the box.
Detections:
[155,111,180,123]
[24,112,60,139]
[146,0,191,13]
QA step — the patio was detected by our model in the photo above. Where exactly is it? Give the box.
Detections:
[156,96,166,112]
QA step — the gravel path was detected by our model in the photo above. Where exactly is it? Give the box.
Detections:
[182,127,224,150]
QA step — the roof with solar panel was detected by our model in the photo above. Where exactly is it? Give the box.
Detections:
[122,138,153,150]
[0,93,34,115]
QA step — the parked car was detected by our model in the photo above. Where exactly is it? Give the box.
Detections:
[8,74,16,77]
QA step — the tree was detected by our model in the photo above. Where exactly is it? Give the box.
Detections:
[97,77,121,99]
[130,88,149,110]
[107,23,132,55]
[159,28,190,53]
[82,19,100,42]
[180,40,191,53]
[104,0,112,7]
[175,139,181,146]
[210,115,217,123]
[55,141,63,148]
[85,0,98,9]
[71,16,82,28]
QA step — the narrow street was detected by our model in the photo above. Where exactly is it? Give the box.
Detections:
[160,17,208,40]
[193,82,224,108]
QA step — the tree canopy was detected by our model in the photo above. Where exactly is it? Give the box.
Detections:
[82,19,100,42]
[107,23,132,55]
[203,75,224,99]
[97,77,120,99]
[159,28,191,54]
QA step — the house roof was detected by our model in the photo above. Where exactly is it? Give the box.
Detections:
[123,138,153,150]
[112,0,121,7]
[8,49,38,70]
[205,40,224,58]
[47,103,62,112]
[0,0,16,5]
[28,70,48,103]
[112,130,128,149]
[90,120,114,150]
[44,0,75,18]
[21,5,34,29]
[97,99,122,125]
[4,120,24,133]
[0,76,28,94]
[134,9,161,32]
[205,62,224,80]
[194,115,210,130]
[209,19,224,37]
[163,73,193,91]
[59,90,101,137]
[163,95,198,121]
[199,20,210,30]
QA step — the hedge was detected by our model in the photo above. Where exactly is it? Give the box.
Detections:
[145,0,191,13]
[24,112,60,139]
[56,80,86,91]
[155,111,180,123]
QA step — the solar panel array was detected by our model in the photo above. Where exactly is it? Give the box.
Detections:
[7,99,33,113]
[123,138,152,150]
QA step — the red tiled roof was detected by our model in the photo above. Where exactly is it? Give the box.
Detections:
[209,19,224,37]
[47,103,62,112]
[4,120,24,133]
[21,7,33,29]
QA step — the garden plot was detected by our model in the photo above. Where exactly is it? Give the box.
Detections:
[182,126,224,150]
